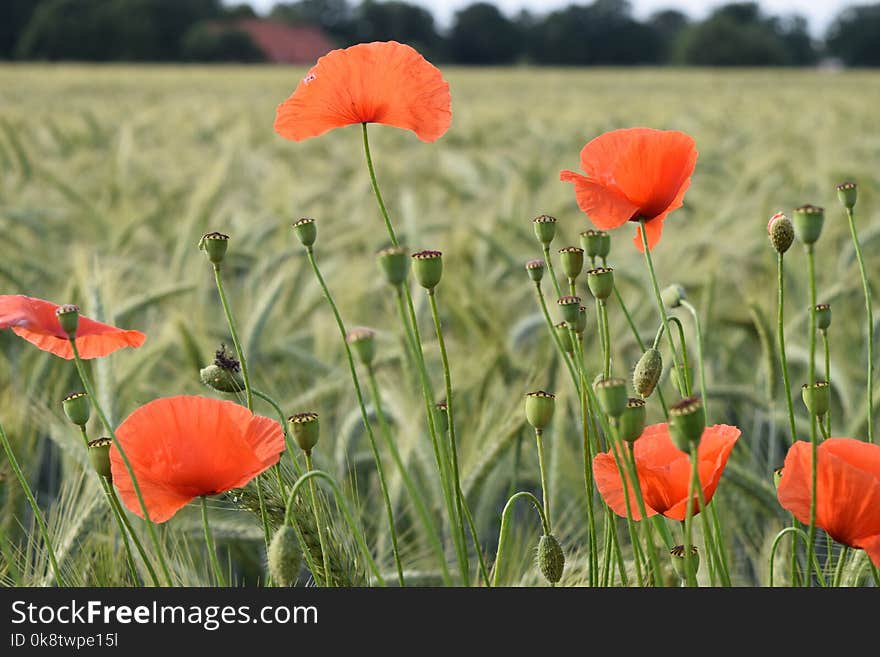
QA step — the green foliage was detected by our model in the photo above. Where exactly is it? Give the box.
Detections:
[450,3,522,64]
[827,3,880,67]
[181,23,266,63]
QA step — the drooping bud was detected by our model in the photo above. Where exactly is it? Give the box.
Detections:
[580,229,610,260]
[557,295,581,325]
[292,217,317,247]
[525,391,555,430]
[593,378,628,418]
[268,525,302,587]
[575,306,587,335]
[558,246,584,281]
[773,466,784,490]
[537,534,565,584]
[633,348,662,398]
[533,214,557,246]
[836,181,857,210]
[346,327,376,367]
[814,303,831,331]
[433,401,449,435]
[618,398,647,443]
[668,396,704,451]
[792,204,824,246]
[586,267,614,301]
[412,250,443,289]
[88,438,112,480]
[62,392,90,428]
[801,381,830,417]
[289,412,320,452]
[670,545,700,581]
[525,259,545,282]
[555,322,574,354]
[767,212,794,254]
[661,284,686,309]
[200,344,244,393]
[670,363,691,394]
[199,231,229,265]
[55,304,80,336]
[377,246,410,286]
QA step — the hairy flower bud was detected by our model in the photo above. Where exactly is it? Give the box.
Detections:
[633,348,662,398]
[537,534,565,584]
[268,525,302,587]
[767,212,794,254]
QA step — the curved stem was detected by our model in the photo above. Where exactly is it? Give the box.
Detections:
[304,451,331,586]
[200,496,226,586]
[491,491,549,587]
[845,207,874,443]
[252,388,302,477]
[614,284,668,415]
[769,526,826,587]
[361,123,397,245]
[806,244,819,587]
[776,253,798,445]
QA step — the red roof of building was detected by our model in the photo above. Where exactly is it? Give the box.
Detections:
[235,20,335,64]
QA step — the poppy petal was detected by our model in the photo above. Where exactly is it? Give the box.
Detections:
[593,451,659,521]
[559,170,639,230]
[853,534,880,568]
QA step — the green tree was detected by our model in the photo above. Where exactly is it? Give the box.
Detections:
[450,3,522,64]
[0,0,42,59]
[827,4,880,67]
[181,22,265,62]
[348,1,442,58]
[270,0,352,40]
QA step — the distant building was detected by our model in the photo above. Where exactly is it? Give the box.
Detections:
[233,20,335,64]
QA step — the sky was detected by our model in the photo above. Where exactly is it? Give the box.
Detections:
[241,0,849,35]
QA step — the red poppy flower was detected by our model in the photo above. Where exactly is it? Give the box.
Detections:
[111,396,285,523]
[593,422,740,520]
[274,40,451,142]
[560,128,698,252]
[777,438,880,567]
[0,295,145,360]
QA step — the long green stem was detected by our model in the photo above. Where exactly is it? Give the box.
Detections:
[832,546,849,587]
[806,244,818,587]
[104,480,159,586]
[681,300,709,424]
[491,491,549,587]
[822,329,831,436]
[600,299,611,379]
[534,282,579,388]
[607,435,645,585]
[200,496,226,586]
[362,123,397,245]
[212,265,253,412]
[252,388,303,477]
[304,451,331,586]
[768,526,826,587]
[535,429,552,532]
[845,207,874,443]
[542,245,565,300]
[776,254,798,445]
[682,446,699,587]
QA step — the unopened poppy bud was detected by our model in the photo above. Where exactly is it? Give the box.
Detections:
[814,303,831,331]
[88,438,112,480]
[669,396,704,451]
[412,250,443,289]
[533,214,557,246]
[525,391,555,430]
[594,378,628,418]
[199,231,229,265]
[557,295,581,325]
[537,534,565,584]
[836,181,857,210]
[633,348,662,398]
[618,398,647,443]
[586,267,614,301]
[293,217,317,247]
[55,304,79,336]
[580,229,610,260]
[801,381,830,417]
[767,212,793,254]
[575,306,587,334]
[268,525,302,587]
[792,204,824,245]
[289,412,320,453]
[62,392,90,427]
[525,259,545,282]
[346,327,376,367]
[558,246,584,281]
[433,401,449,435]
[555,322,574,354]
[661,284,686,309]
[670,545,699,580]
[377,246,409,287]
[773,466,784,490]
[200,364,244,393]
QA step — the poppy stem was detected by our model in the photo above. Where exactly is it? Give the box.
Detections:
[490,491,549,587]
[806,244,819,587]
[832,545,849,587]
[0,419,64,585]
[600,299,611,380]
[303,451,332,586]
[822,329,831,436]
[252,388,303,477]
[776,253,799,444]
[534,429,552,533]
[768,527,826,586]
[680,300,709,425]
[361,123,398,246]
[845,206,874,444]
[533,281,579,390]
[200,496,226,586]
[102,477,159,587]
[542,245,565,301]
[211,265,253,413]
[682,446,698,587]
[606,435,646,585]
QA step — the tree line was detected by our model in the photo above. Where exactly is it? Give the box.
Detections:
[3,0,880,66]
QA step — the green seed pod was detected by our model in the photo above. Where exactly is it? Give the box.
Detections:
[377,246,410,287]
[555,322,574,354]
[433,401,449,435]
[533,214,557,246]
[199,231,229,265]
[525,391,555,430]
[268,525,302,587]
[618,398,647,443]
[88,438,112,480]
[55,304,80,336]
[289,412,320,452]
[586,267,614,301]
[836,181,857,210]
[668,396,704,451]
[767,212,794,254]
[594,378,628,418]
[412,250,443,289]
[801,381,830,417]
[62,392,90,428]
[814,304,831,331]
[293,217,317,247]
[792,204,824,246]
[575,306,587,335]
[669,545,699,581]
[661,284,686,309]
[580,229,610,260]
[537,534,565,584]
[773,466,784,490]
[558,246,584,281]
[200,364,245,393]
[346,327,376,367]
[557,295,581,325]
[633,348,662,398]
[525,258,545,282]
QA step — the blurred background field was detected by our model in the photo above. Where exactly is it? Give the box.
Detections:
[1,64,879,585]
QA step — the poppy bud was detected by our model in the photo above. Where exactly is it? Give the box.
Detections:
[618,398,647,443]
[537,534,565,584]
[670,364,691,394]
[593,378,628,418]
[555,322,574,354]
[836,181,857,210]
[533,214,557,246]
[767,212,794,254]
[661,284,686,309]
[814,303,831,331]
[88,438,112,480]
[580,229,610,260]
[289,412,320,453]
[200,364,244,393]
[412,250,443,289]
[525,391,555,430]
[62,391,90,428]
[575,305,587,335]
[525,259,545,282]
[773,466,784,490]
[433,401,449,435]
[55,304,79,336]
[377,246,409,287]
[633,348,662,398]
[801,381,830,417]
[670,545,699,580]
[558,246,584,281]
[668,396,704,451]
[557,295,581,325]
[346,327,376,367]
[199,231,229,265]
[293,217,317,247]
[268,525,302,587]
[792,205,824,246]
[586,267,614,301]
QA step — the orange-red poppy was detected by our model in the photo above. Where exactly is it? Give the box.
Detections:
[0,295,145,360]
[111,396,285,523]
[593,422,740,520]
[274,40,451,142]
[777,438,880,567]
[560,128,698,252]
